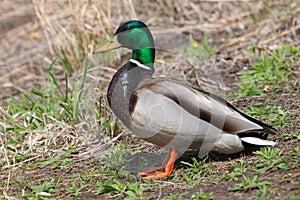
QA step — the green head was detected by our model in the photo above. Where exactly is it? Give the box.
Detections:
[94,20,155,68]
[115,20,154,50]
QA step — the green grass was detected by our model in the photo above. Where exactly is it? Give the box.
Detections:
[93,179,146,199]
[67,182,87,197]
[163,193,185,200]
[1,59,76,130]
[181,157,213,188]
[236,45,300,97]
[245,101,294,128]
[279,132,300,141]
[0,60,78,170]
[191,190,215,200]
[27,178,63,199]
[253,147,290,173]
[182,35,213,60]
[200,33,214,56]
[224,159,248,181]
[0,58,106,199]
[231,175,271,192]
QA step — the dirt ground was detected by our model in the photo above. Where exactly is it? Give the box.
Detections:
[1,0,299,199]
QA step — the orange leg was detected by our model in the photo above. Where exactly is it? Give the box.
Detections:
[138,150,178,180]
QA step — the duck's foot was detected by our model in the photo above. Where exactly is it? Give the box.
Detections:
[138,150,178,180]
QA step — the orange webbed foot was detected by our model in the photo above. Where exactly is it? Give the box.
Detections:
[139,150,178,180]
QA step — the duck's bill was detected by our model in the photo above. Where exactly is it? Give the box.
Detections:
[93,36,121,54]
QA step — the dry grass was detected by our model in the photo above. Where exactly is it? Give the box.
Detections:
[32,0,139,70]
[32,0,300,73]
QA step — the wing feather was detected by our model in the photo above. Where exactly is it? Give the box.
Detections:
[132,79,266,134]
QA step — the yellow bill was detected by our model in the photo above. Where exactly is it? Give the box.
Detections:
[93,36,121,54]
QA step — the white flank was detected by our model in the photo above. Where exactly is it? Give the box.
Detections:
[241,137,276,146]
[130,59,152,71]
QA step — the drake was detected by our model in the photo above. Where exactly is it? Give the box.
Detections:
[93,20,276,180]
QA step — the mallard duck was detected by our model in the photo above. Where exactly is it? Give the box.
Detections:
[93,20,276,179]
